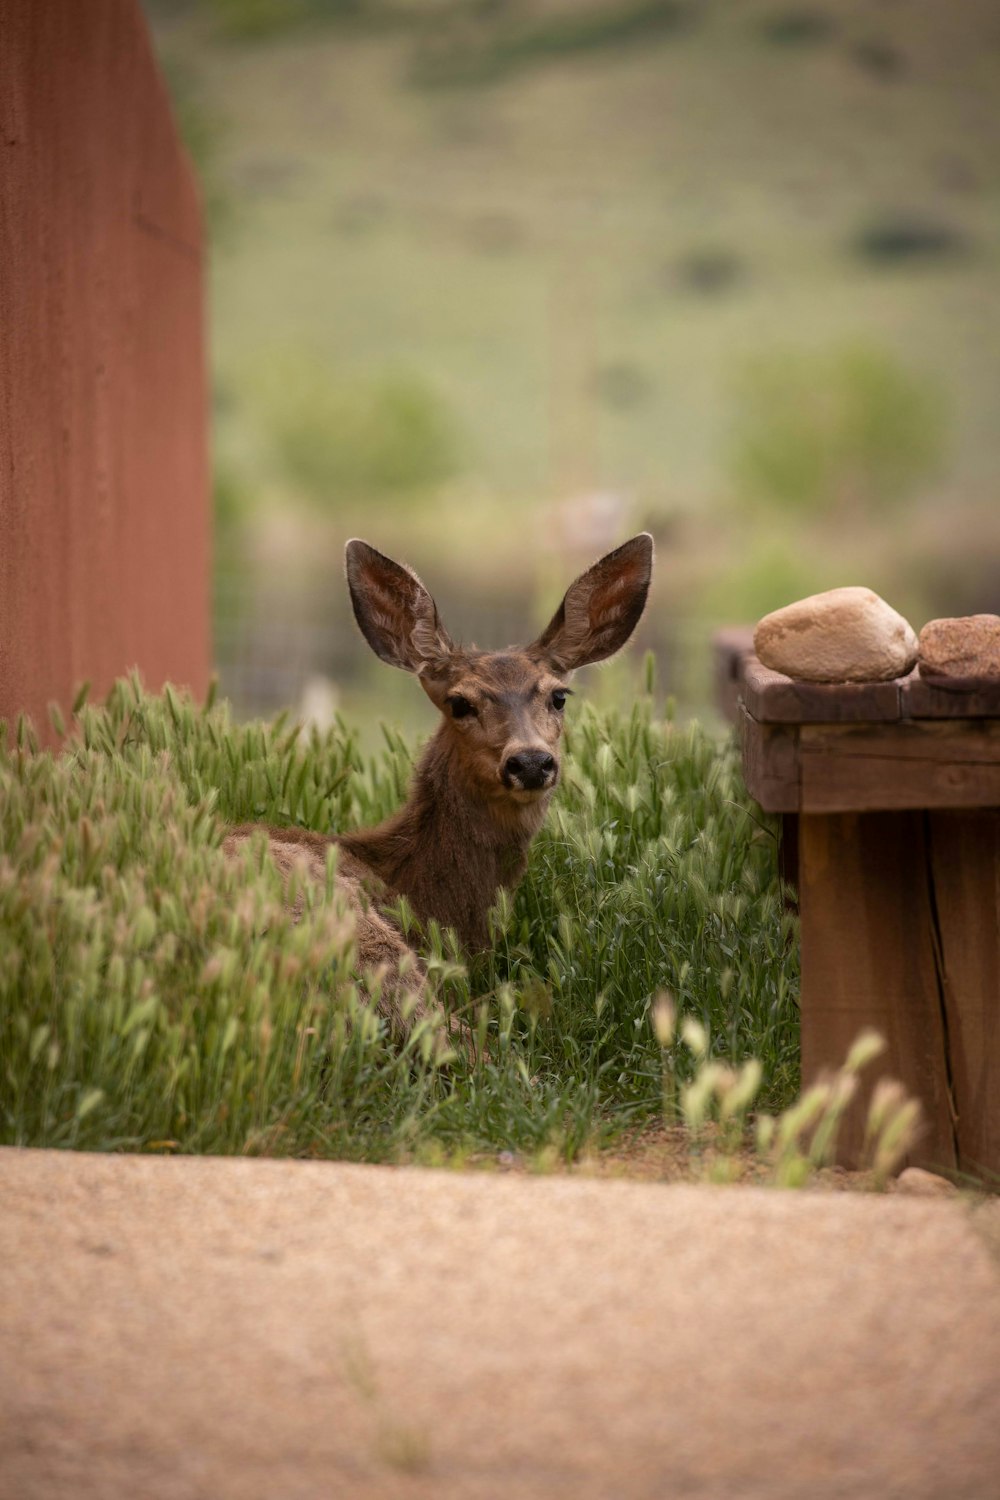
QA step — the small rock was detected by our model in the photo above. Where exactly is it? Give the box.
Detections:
[894,1167,959,1198]
[754,587,918,683]
[918,615,1000,681]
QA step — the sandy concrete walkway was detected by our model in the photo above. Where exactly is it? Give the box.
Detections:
[1,1149,998,1500]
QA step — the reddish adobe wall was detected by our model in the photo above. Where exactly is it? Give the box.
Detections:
[0,0,210,740]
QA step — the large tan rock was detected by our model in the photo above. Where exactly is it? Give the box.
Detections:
[754,587,918,683]
[919,615,1000,681]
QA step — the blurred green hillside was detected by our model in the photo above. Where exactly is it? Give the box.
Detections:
[145,0,1000,723]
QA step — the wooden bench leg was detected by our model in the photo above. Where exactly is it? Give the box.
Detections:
[798,812,960,1172]
[779,813,798,907]
[925,810,1000,1177]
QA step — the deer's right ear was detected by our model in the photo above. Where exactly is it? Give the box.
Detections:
[345,540,454,676]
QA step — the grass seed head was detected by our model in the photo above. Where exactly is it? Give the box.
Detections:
[651,991,676,1047]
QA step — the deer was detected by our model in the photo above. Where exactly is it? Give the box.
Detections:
[224,533,653,1044]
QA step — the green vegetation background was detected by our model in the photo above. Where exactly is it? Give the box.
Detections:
[147,0,1000,729]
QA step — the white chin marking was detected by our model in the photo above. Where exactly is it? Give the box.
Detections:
[508,785,551,802]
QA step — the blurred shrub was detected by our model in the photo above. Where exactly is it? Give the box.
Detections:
[594,361,653,411]
[205,0,364,41]
[852,211,970,267]
[262,353,461,503]
[730,344,946,518]
[699,539,835,626]
[757,9,836,48]
[411,0,696,88]
[332,193,388,238]
[466,211,524,257]
[849,39,905,81]
[671,247,745,297]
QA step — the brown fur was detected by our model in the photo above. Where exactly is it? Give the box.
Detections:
[222,824,426,1039]
[223,535,653,1042]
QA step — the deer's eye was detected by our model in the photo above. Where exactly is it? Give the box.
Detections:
[550,689,569,712]
[447,695,477,720]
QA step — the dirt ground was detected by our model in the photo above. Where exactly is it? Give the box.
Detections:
[2,1147,999,1500]
[453,1120,886,1189]
[573,1121,865,1186]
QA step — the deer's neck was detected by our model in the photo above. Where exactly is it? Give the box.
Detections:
[337,727,550,953]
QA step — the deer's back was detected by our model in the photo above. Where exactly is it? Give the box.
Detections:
[222,823,394,915]
[221,824,425,1039]
[223,824,333,889]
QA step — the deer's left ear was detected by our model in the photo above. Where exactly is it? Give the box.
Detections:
[530,533,653,672]
[345,540,454,676]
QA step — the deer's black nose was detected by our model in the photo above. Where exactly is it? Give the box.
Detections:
[503,751,556,791]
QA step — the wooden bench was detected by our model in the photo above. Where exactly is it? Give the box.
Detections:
[715,631,1000,1177]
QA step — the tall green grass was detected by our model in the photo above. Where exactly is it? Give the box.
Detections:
[0,672,798,1161]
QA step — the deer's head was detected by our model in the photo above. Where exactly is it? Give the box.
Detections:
[345,534,653,808]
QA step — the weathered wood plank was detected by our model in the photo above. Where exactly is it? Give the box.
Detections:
[741,713,1000,811]
[725,647,1000,725]
[798,721,1000,811]
[927,810,1000,1177]
[800,719,1000,762]
[713,627,755,724]
[902,670,1000,721]
[739,709,799,813]
[798,813,958,1172]
[741,658,902,724]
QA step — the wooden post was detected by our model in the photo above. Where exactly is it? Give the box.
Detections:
[0,0,209,741]
[713,634,1000,1177]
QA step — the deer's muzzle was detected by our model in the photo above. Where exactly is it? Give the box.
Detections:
[501,750,557,792]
